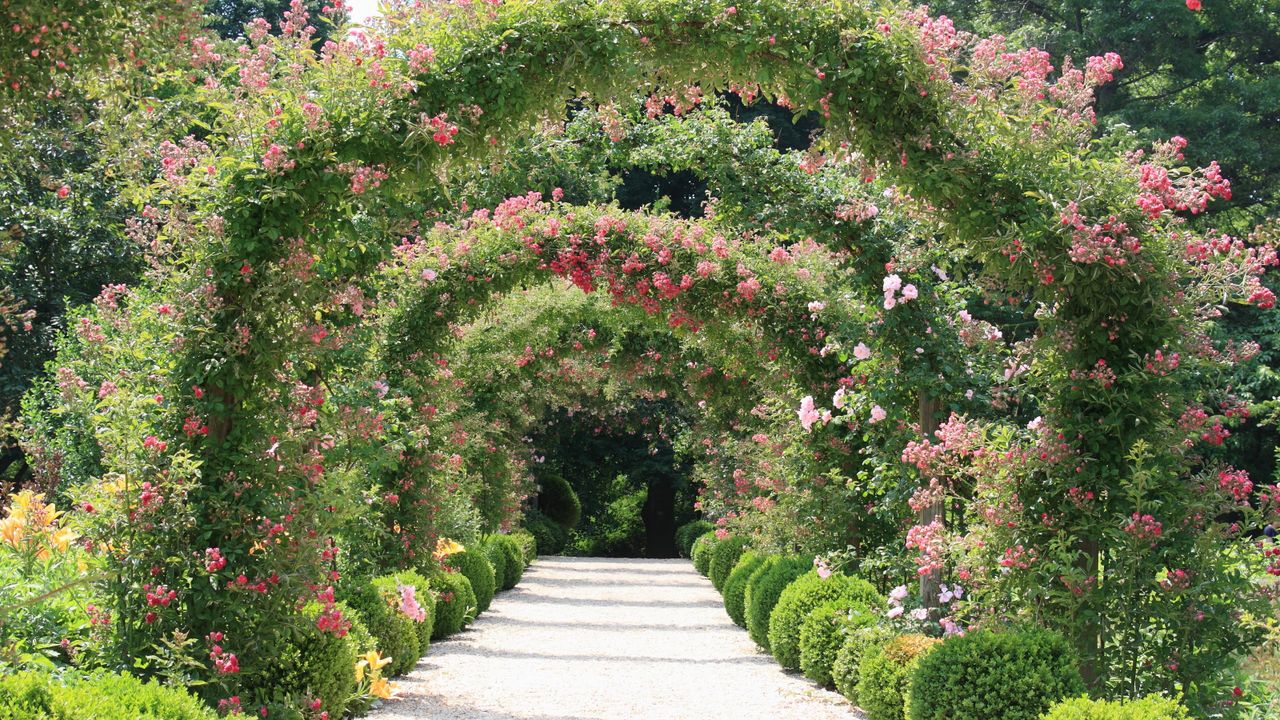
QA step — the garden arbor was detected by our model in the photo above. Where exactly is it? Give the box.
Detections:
[33,0,1275,709]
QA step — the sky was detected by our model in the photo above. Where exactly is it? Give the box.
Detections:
[348,0,382,24]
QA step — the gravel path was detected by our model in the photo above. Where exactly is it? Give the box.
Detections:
[371,556,862,720]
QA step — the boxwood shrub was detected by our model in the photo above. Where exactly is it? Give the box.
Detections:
[833,623,896,703]
[800,602,878,687]
[510,528,538,562]
[430,569,477,639]
[675,519,714,557]
[857,634,940,720]
[723,552,768,627]
[450,550,497,613]
[485,536,509,590]
[767,570,884,670]
[250,601,360,717]
[391,569,437,654]
[708,535,750,591]
[743,556,810,650]
[691,530,719,576]
[489,534,527,589]
[1,671,224,720]
[538,472,582,530]
[906,627,1085,720]
[345,575,421,676]
[1041,695,1191,720]
[524,509,568,555]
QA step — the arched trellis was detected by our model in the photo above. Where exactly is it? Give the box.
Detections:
[27,0,1273,708]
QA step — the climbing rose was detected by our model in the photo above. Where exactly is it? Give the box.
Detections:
[854,342,871,361]
[1186,0,1201,9]
[797,396,821,431]
[869,405,887,424]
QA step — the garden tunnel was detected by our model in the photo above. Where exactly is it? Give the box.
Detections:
[19,0,1276,712]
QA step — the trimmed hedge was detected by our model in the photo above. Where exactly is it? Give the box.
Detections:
[675,519,714,558]
[857,634,940,720]
[485,536,509,590]
[0,671,223,720]
[907,628,1085,720]
[800,602,877,687]
[391,569,437,654]
[708,535,750,591]
[767,570,883,670]
[451,550,497,612]
[691,530,719,575]
[345,575,421,677]
[1041,695,1191,720]
[490,534,527,589]
[538,472,582,530]
[743,556,809,650]
[524,509,569,555]
[511,528,538,562]
[430,569,477,639]
[834,623,896,703]
[723,551,768,627]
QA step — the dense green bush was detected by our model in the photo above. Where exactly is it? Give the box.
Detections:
[675,519,714,558]
[691,530,719,575]
[485,537,509,590]
[490,534,527,589]
[834,623,896,703]
[767,570,884,670]
[241,602,360,718]
[391,569,437,654]
[907,628,1085,720]
[430,570,478,639]
[707,535,750,591]
[538,472,582,530]
[524,509,569,555]
[743,556,809,650]
[510,528,538,562]
[1040,695,1191,720]
[41,672,222,720]
[0,672,56,719]
[858,634,940,720]
[800,602,877,687]
[450,550,497,613]
[723,552,768,627]
[345,576,422,677]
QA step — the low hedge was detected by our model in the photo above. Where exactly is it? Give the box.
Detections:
[907,627,1085,720]
[0,671,225,720]
[675,519,714,557]
[743,556,810,650]
[707,535,751,591]
[691,530,719,575]
[800,602,877,687]
[345,575,422,677]
[767,570,883,670]
[833,623,896,703]
[450,550,497,613]
[485,536,509,590]
[525,508,569,555]
[858,634,940,720]
[1041,695,1191,720]
[430,569,477,639]
[510,528,538,562]
[489,534,527,589]
[391,568,437,654]
[723,551,768,627]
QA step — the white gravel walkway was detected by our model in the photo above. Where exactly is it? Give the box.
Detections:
[371,556,862,720]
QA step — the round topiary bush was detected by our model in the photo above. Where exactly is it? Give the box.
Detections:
[485,537,509,591]
[1041,695,1191,720]
[833,623,896,703]
[723,552,768,627]
[345,575,422,677]
[538,472,582,530]
[524,509,569,555]
[430,569,477,639]
[743,556,810,650]
[490,534,526,589]
[510,528,538,562]
[708,535,750,591]
[690,530,719,576]
[675,519,714,558]
[50,672,224,720]
[767,570,884,670]
[391,569,437,654]
[800,602,878,688]
[449,550,497,613]
[857,634,941,720]
[248,602,361,718]
[906,627,1085,720]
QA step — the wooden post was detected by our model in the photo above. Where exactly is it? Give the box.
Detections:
[918,391,943,609]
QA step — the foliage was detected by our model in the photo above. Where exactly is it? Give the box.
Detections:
[484,538,509,592]
[343,576,422,678]
[0,670,227,720]
[691,531,718,577]
[907,627,1085,720]
[536,472,582,531]
[524,509,569,556]
[833,623,897,704]
[449,550,496,614]
[429,571,476,641]
[510,529,538,564]
[857,634,941,720]
[801,602,877,688]
[490,535,527,590]
[707,535,750,591]
[1040,694,1191,720]
[389,569,436,656]
[744,556,809,651]
[722,551,767,628]
[675,520,714,559]
[767,570,883,671]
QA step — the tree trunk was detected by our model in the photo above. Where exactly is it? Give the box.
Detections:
[918,391,943,609]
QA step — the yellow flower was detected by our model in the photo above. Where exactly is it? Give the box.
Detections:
[355,649,392,682]
[0,516,25,549]
[433,537,464,560]
[49,527,79,553]
[99,473,128,495]
[370,676,394,699]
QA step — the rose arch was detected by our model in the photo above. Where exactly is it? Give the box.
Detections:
[26,0,1277,713]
